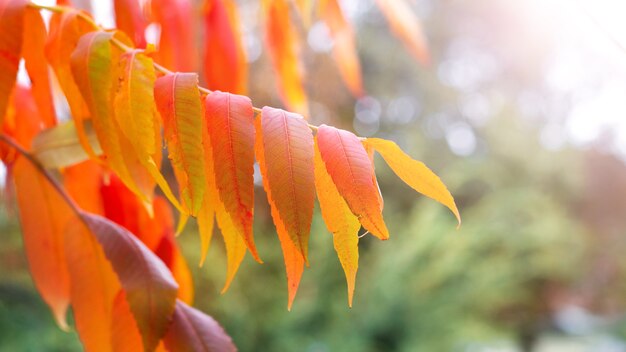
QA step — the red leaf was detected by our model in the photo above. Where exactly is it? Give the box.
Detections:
[151,0,197,71]
[80,213,179,351]
[114,0,147,47]
[316,125,389,239]
[205,91,260,262]
[164,300,236,352]
[0,0,26,125]
[202,0,247,94]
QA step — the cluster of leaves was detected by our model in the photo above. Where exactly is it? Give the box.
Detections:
[0,0,458,350]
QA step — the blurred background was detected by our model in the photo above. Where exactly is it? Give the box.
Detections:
[3,0,626,351]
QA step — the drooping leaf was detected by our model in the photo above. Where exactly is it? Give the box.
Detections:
[63,160,105,215]
[150,0,197,71]
[314,140,361,307]
[263,0,309,115]
[202,0,247,94]
[71,31,155,207]
[113,0,147,47]
[2,86,45,151]
[256,106,315,263]
[255,112,307,309]
[163,300,236,352]
[114,50,182,212]
[80,213,179,352]
[205,91,260,262]
[196,125,218,266]
[319,0,363,97]
[215,199,247,293]
[46,10,98,158]
[374,0,429,64]
[110,290,144,352]
[23,7,56,127]
[32,120,102,169]
[12,157,71,329]
[0,0,26,125]
[154,72,206,216]
[364,138,461,225]
[64,218,120,352]
[363,140,383,210]
[316,124,389,239]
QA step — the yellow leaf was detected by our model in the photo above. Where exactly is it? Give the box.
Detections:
[314,139,360,307]
[364,138,461,225]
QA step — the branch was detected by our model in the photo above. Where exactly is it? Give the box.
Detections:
[27,1,320,133]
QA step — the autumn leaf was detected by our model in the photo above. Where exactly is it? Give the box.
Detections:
[314,140,361,307]
[114,50,183,212]
[63,160,105,214]
[81,213,179,352]
[256,107,315,263]
[0,0,26,125]
[46,10,99,158]
[64,218,120,352]
[154,72,206,216]
[319,0,364,97]
[163,300,236,352]
[215,199,248,293]
[150,0,197,71]
[32,120,102,169]
[197,125,218,266]
[12,157,71,329]
[202,0,248,94]
[316,124,389,239]
[23,7,56,127]
[205,91,261,262]
[114,0,147,47]
[110,290,144,352]
[263,0,309,116]
[374,0,430,64]
[364,137,461,225]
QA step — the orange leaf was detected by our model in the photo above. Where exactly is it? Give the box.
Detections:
[80,213,179,351]
[314,140,360,307]
[150,0,197,71]
[64,160,105,215]
[64,218,120,352]
[163,300,236,352]
[205,91,260,262]
[113,0,147,47]
[202,0,247,94]
[256,107,315,263]
[154,73,207,216]
[46,10,98,159]
[23,7,56,127]
[110,290,144,352]
[374,0,429,64]
[319,0,363,97]
[316,125,389,239]
[263,0,309,115]
[197,125,218,266]
[13,157,71,329]
[0,0,26,125]
[255,114,304,310]
[364,138,461,225]
[363,140,384,210]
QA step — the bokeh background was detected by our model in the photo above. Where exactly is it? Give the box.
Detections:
[3,0,626,351]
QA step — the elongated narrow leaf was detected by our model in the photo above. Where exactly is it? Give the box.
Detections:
[115,51,182,212]
[114,0,147,47]
[257,107,315,263]
[2,86,46,151]
[64,218,120,352]
[263,0,308,115]
[0,0,26,125]
[13,157,71,329]
[203,0,247,94]
[314,141,360,306]
[197,126,218,266]
[255,114,305,309]
[205,91,260,262]
[319,0,363,96]
[364,138,461,225]
[32,120,102,169]
[154,73,206,216]
[23,7,56,127]
[316,125,389,239]
[111,290,144,352]
[71,31,155,206]
[164,300,236,352]
[150,0,197,71]
[46,10,98,158]
[363,141,383,210]
[80,213,178,352]
[374,0,429,64]
[215,200,247,293]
